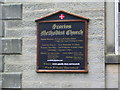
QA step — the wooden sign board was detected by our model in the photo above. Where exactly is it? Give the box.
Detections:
[35,10,89,72]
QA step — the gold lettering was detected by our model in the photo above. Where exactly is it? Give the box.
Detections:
[52,24,72,29]
[66,29,83,36]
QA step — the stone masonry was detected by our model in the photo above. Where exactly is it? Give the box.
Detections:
[0,0,119,89]
[3,2,105,88]
[0,2,22,89]
[0,1,3,89]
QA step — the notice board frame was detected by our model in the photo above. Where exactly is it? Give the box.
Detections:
[35,10,89,73]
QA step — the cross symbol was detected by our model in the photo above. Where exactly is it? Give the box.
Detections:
[59,14,65,19]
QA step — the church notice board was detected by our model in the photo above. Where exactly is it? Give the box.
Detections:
[35,10,89,72]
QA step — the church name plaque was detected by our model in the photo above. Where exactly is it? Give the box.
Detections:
[35,10,89,72]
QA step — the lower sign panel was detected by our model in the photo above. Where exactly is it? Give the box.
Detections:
[37,20,88,72]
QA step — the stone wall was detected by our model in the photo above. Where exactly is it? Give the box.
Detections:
[0,2,105,88]
[0,1,3,89]
[0,1,118,89]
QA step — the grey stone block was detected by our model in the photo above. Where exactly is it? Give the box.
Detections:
[2,38,22,54]
[0,82,1,89]
[5,28,36,38]
[23,3,55,11]
[2,4,22,20]
[0,73,2,89]
[2,72,22,88]
[0,5,2,20]
[0,55,4,72]
[88,19,104,36]
[106,2,115,54]
[5,20,36,29]
[0,21,4,37]
[106,54,120,64]
[0,39,2,54]
[54,2,104,11]
[5,54,36,64]
[5,63,36,72]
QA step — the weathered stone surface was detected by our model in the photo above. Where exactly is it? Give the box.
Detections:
[88,19,104,35]
[106,54,120,64]
[106,2,115,54]
[0,39,2,54]
[0,55,4,72]
[2,0,105,3]
[5,63,36,72]
[22,2,104,21]
[22,70,105,88]
[106,65,119,88]
[2,38,22,54]
[5,28,36,38]
[2,4,22,20]
[23,3,55,11]
[0,21,4,37]
[0,5,3,37]
[23,2,104,12]
[2,72,22,88]
[22,81,91,88]
[5,20,36,29]
[0,73,2,89]
[0,5,2,20]
[54,2,104,11]
[22,70,105,82]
